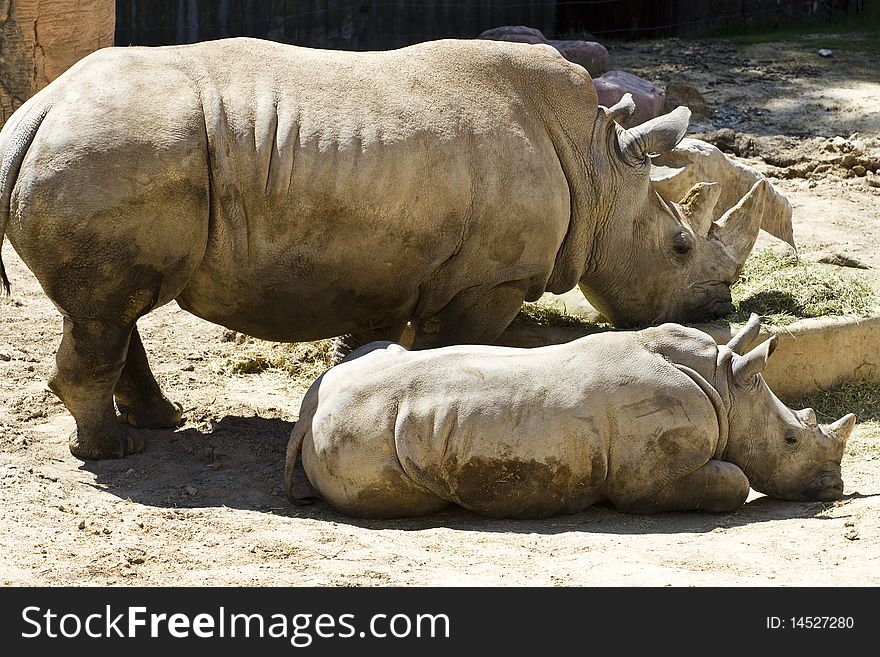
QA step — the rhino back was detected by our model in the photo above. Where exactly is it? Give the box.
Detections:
[170,38,593,340]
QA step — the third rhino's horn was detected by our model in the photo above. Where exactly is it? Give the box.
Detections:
[709,178,769,270]
[678,182,722,237]
[828,413,856,445]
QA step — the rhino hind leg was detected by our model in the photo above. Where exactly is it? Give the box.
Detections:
[48,317,145,460]
[624,459,750,514]
[114,326,182,429]
[329,323,410,365]
[410,279,531,350]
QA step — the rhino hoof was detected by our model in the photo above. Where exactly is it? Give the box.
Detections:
[68,426,146,460]
[117,398,183,429]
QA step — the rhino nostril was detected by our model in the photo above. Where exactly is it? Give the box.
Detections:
[819,475,844,491]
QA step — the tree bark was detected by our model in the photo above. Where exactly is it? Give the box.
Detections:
[0,0,115,127]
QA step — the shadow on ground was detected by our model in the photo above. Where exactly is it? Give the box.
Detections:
[80,413,874,536]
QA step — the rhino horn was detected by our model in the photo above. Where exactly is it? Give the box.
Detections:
[606,92,636,124]
[827,413,856,446]
[731,334,777,382]
[678,182,721,237]
[709,178,769,269]
[727,312,762,354]
[619,106,691,166]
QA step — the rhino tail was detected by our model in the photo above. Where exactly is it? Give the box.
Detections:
[0,96,50,295]
[284,383,322,506]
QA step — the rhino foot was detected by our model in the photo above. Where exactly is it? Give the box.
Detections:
[68,425,146,460]
[117,396,183,429]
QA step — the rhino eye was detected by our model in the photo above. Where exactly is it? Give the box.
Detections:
[784,432,799,445]
[672,232,693,255]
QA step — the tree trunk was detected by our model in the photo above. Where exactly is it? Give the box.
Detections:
[0,0,115,127]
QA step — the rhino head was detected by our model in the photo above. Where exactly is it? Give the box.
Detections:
[577,95,767,327]
[721,315,855,502]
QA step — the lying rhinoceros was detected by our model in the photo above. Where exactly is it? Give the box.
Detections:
[0,37,784,459]
[285,314,854,518]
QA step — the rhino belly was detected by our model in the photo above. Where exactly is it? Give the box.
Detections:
[176,251,422,342]
[395,409,609,519]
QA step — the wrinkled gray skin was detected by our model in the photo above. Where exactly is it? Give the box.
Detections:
[0,38,765,460]
[286,314,855,518]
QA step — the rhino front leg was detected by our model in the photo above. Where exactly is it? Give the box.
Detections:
[48,317,144,460]
[624,460,750,513]
[329,323,410,365]
[114,326,183,429]
[411,279,529,349]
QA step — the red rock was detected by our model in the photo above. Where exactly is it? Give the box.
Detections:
[594,70,666,128]
[547,40,610,76]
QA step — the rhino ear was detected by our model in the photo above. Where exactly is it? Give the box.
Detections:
[620,106,691,167]
[606,93,636,124]
[727,313,762,355]
[732,334,777,382]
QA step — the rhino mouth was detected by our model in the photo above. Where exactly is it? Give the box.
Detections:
[803,475,845,502]
[677,290,735,324]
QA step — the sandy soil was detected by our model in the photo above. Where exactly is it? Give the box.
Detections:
[1,36,879,586]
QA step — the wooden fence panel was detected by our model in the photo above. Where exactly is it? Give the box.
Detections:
[115,0,559,49]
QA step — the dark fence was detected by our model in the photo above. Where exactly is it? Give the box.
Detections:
[114,1,865,49]
[114,1,556,49]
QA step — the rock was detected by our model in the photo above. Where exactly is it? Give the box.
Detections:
[547,40,610,76]
[664,80,711,120]
[594,70,666,128]
[0,351,10,361]
[866,171,880,188]
[852,165,866,176]
[478,26,610,76]
[478,25,547,44]
[185,486,198,496]
[0,0,115,127]
[77,519,86,530]
[844,528,859,541]
[818,48,833,57]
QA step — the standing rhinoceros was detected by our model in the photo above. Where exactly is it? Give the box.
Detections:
[285,314,854,518]
[0,37,778,459]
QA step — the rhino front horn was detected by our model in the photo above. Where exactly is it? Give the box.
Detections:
[709,178,769,270]
[828,413,856,445]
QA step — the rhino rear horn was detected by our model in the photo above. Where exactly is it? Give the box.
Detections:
[709,178,769,270]
[731,334,777,382]
[727,313,762,354]
[620,105,691,166]
[678,182,721,237]
[827,413,856,446]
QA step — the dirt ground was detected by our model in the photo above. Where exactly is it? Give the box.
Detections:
[1,35,879,587]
